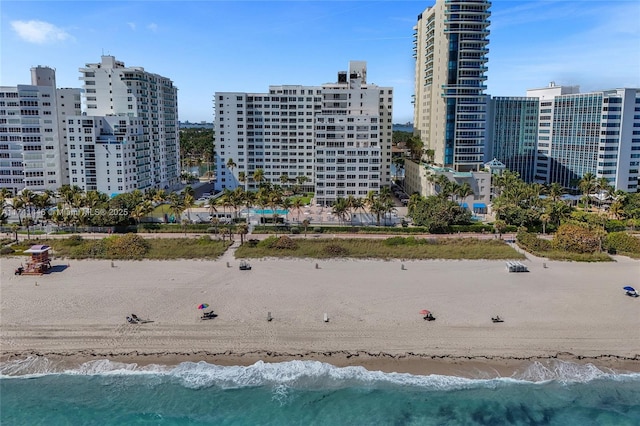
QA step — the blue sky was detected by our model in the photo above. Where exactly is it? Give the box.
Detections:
[2,1,639,123]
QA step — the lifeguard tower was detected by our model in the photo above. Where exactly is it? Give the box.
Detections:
[21,245,52,275]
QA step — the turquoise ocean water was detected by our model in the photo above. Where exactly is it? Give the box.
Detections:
[1,357,639,425]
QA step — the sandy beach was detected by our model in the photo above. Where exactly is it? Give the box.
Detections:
[2,248,639,376]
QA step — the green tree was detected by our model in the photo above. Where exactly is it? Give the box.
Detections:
[302,218,311,237]
[578,172,596,210]
[253,168,265,188]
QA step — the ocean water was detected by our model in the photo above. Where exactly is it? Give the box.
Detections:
[1,358,639,425]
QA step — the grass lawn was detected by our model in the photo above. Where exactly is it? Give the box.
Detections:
[7,236,231,260]
[519,248,614,262]
[235,237,526,260]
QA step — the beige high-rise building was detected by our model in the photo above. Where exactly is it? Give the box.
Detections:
[413,0,491,171]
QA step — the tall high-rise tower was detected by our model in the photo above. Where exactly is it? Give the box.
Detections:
[413,0,491,171]
[77,56,179,192]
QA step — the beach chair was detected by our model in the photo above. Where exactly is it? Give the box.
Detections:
[201,311,217,320]
[267,312,273,322]
[324,313,329,323]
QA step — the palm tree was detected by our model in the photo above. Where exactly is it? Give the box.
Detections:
[11,196,25,229]
[295,175,309,194]
[382,198,397,225]
[351,197,365,225]
[407,193,423,216]
[20,189,37,224]
[455,182,474,206]
[130,204,148,226]
[364,190,377,213]
[168,194,185,224]
[236,223,249,244]
[280,197,293,223]
[548,183,564,202]
[302,218,311,237]
[256,187,270,225]
[0,188,12,225]
[210,217,220,238]
[595,177,613,211]
[243,191,256,224]
[292,197,305,222]
[540,213,551,235]
[279,173,290,188]
[434,175,451,199]
[253,168,265,188]
[369,198,386,226]
[579,172,596,210]
[609,199,626,220]
[34,191,53,223]
[345,195,357,225]
[219,189,233,222]
[424,148,435,164]
[238,171,247,191]
[230,187,245,219]
[207,195,218,217]
[183,193,195,222]
[331,197,349,225]
[406,135,424,161]
[226,158,237,179]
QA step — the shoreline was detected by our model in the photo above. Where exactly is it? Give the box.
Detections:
[3,351,639,378]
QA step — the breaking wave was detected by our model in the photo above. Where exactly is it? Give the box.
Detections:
[2,356,638,390]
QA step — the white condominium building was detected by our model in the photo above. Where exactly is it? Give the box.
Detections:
[215,85,321,192]
[527,84,640,192]
[66,116,143,195]
[78,55,179,192]
[214,61,393,205]
[0,66,81,195]
[413,0,491,171]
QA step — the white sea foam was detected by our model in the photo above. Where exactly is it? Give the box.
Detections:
[512,360,631,384]
[2,357,638,391]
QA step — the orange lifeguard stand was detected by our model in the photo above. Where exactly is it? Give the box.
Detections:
[22,245,52,275]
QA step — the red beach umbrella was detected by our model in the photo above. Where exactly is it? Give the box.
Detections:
[419,309,430,315]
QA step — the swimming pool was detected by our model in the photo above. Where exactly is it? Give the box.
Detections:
[247,209,289,215]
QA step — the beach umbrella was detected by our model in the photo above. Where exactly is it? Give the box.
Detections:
[419,309,430,315]
[623,286,635,292]
[197,303,209,310]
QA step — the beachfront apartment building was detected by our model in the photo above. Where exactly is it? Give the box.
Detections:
[66,116,143,195]
[487,84,640,193]
[77,55,180,193]
[0,66,81,195]
[527,85,640,193]
[214,61,393,206]
[413,0,491,172]
[486,97,540,183]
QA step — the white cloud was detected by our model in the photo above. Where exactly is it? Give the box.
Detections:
[10,20,72,44]
[147,23,158,32]
[127,22,136,30]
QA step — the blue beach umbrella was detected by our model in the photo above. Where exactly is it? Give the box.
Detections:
[623,286,635,292]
